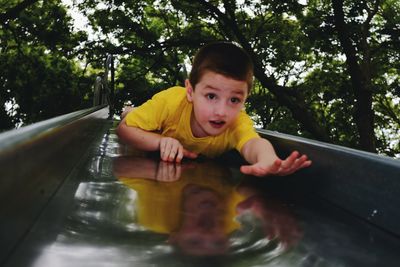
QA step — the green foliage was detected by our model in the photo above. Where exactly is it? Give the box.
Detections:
[0,0,90,130]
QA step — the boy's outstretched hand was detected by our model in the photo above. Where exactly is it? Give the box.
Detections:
[240,138,311,177]
[240,151,311,177]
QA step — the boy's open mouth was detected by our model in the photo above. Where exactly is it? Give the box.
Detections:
[209,120,226,128]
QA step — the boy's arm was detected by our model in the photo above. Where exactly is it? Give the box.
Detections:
[239,137,311,177]
[117,119,197,162]
[117,118,162,151]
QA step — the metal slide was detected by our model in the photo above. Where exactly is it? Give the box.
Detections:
[1,105,400,267]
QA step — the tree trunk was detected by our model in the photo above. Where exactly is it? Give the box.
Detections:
[331,0,376,152]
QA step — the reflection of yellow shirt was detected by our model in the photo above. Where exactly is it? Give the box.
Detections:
[118,163,245,234]
[125,86,259,158]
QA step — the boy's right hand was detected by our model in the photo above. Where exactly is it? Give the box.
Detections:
[159,137,198,163]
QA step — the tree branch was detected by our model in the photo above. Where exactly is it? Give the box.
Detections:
[331,0,376,152]
[364,0,381,27]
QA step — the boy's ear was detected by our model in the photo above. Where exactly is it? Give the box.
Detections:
[185,79,194,102]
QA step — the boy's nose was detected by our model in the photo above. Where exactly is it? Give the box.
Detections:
[214,103,227,117]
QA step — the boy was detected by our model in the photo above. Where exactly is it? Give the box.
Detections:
[117,42,311,177]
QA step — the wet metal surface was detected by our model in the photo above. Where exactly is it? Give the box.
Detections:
[3,124,400,266]
[0,108,111,263]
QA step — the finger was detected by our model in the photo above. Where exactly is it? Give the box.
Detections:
[279,156,312,176]
[164,140,174,162]
[289,155,308,171]
[167,162,175,180]
[183,149,198,159]
[281,151,299,169]
[167,146,178,162]
[160,151,167,162]
[164,140,177,162]
[161,140,173,162]
[269,159,282,174]
[156,161,166,180]
[163,162,170,180]
[159,139,167,161]
[176,146,184,163]
[299,159,312,169]
[286,155,311,174]
[175,164,182,180]
[304,160,312,166]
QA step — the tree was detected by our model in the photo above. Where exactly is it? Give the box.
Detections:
[0,0,90,130]
[301,0,399,153]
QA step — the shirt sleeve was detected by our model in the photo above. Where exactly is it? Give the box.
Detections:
[125,90,170,131]
[231,111,260,153]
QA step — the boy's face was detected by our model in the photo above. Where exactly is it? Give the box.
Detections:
[186,71,248,137]
[168,185,229,256]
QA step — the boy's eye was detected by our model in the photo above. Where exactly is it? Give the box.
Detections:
[206,93,216,100]
[230,97,241,104]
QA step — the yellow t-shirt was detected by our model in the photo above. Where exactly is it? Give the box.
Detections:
[118,162,245,234]
[125,86,259,158]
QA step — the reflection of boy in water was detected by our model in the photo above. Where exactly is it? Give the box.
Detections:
[169,184,231,256]
[113,156,301,256]
[114,157,243,241]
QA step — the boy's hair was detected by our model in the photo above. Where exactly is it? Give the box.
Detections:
[189,42,254,92]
